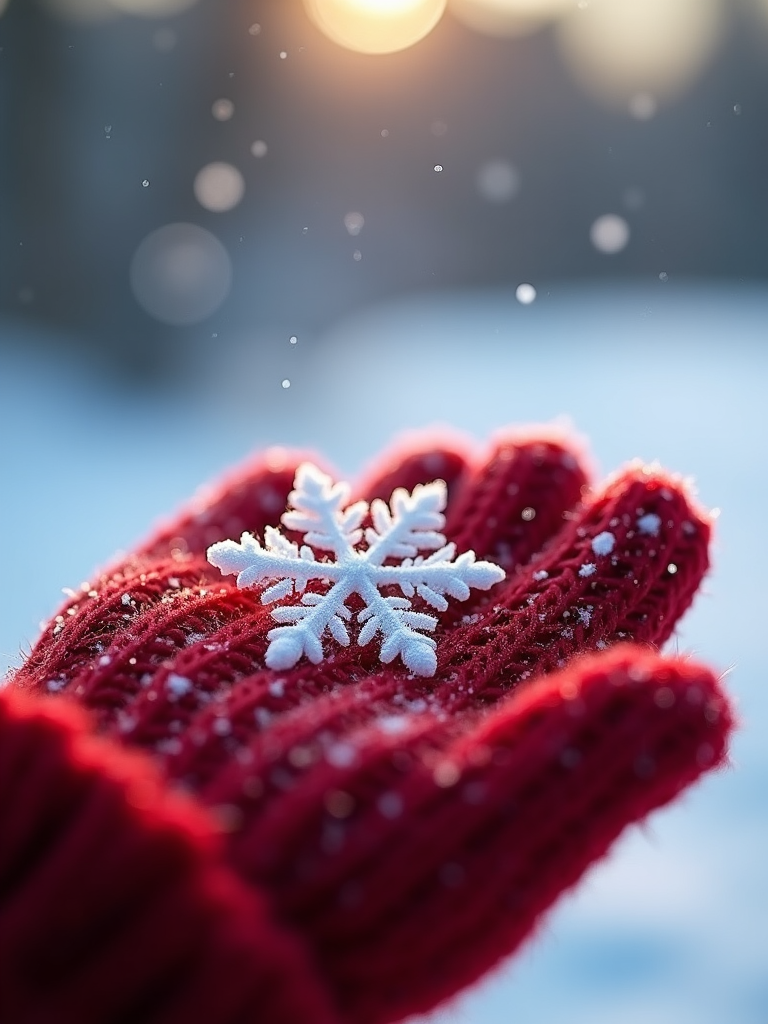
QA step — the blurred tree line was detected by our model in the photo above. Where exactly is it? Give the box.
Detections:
[1,0,767,380]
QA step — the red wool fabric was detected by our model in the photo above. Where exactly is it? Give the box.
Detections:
[3,428,734,1024]
[0,690,340,1024]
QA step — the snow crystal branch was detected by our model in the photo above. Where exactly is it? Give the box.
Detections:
[207,463,505,676]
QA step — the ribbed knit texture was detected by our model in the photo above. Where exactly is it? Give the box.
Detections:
[6,428,734,1024]
[0,690,341,1024]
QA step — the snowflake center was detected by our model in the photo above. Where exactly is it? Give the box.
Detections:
[207,462,505,677]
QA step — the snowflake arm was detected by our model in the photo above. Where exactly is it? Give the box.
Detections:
[207,525,342,596]
[372,547,505,608]
[281,463,366,559]
[206,463,506,676]
[266,581,355,670]
[364,482,447,565]
[356,577,439,676]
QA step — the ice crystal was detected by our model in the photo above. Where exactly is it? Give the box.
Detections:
[637,512,662,536]
[591,531,615,556]
[207,463,506,676]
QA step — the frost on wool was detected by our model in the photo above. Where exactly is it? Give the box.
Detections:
[591,531,616,557]
[207,462,506,677]
[637,512,662,536]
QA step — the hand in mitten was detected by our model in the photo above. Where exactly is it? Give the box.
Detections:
[3,428,733,1024]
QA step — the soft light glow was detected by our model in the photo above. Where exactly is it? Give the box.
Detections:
[193,162,245,213]
[750,0,768,33]
[211,99,235,122]
[590,214,630,255]
[476,159,520,202]
[515,283,537,304]
[130,223,232,326]
[557,0,724,106]
[344,212,365,236]
[40,0,117,21]
[42,0,201,19]
[108,0,200,15]
[628,92,657,121]
[304,0,447,54]
[450,0,572,38]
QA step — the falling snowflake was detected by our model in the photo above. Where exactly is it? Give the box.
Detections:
[207,463,506,676]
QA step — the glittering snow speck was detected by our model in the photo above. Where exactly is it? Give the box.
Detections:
[207,463,506,676]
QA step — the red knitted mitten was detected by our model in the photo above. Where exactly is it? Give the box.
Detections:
[4,428,733,1024]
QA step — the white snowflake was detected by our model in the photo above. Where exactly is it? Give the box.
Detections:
[207,462,506,676]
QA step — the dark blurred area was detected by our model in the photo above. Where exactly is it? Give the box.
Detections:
[1,0,767,381]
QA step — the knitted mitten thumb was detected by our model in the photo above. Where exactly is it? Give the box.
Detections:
[0,686,341,1024]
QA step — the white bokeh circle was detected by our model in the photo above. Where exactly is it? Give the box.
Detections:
[193,162,245,213]
[590,214,630,255]
[129,223,232,326]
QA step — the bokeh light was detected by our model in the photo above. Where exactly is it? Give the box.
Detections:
[557,0,724,106]
[211,98,235,122]
[129,223,232,326]
[590,214,630,255]
[628,91,657,121]
[449,0,572,38]
[193,162,245,213]
[250,140,268,158]
[476,159,520,202]
[303,0,447,55]
[344,212,365,236]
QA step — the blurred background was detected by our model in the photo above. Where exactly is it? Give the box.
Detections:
[2,0,768,375]
[1,1,767,1022]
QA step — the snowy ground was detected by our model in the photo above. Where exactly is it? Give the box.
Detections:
[1,281,767,1023]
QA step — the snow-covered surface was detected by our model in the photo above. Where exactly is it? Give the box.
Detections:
[208,461,504,675]
[1,281,767,1022]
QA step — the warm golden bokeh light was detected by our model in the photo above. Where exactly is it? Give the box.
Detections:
[449,0,572,38]
[304,0,447,54]
[557,0,724,106]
